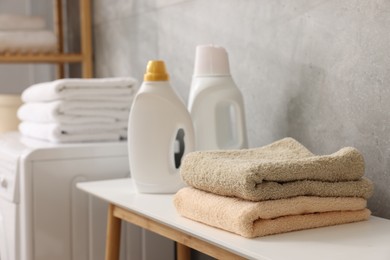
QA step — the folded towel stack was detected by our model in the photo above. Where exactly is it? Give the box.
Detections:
[174,138,374,238]
[17,78,137,143]
[0,14,56,54]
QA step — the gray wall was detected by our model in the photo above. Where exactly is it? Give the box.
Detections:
[93,0,390,222]
[0,0,54,95]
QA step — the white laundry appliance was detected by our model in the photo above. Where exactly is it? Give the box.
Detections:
[0,132,174,260]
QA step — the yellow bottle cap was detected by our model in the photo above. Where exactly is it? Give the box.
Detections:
[144,60,169,81]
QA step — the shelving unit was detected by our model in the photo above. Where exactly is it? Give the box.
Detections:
[0,0,93,78]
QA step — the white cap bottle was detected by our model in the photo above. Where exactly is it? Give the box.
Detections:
[188,44,248,150]
[128,60,195,193]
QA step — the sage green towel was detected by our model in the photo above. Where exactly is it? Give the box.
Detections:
[180,137,373,201]
[174,187,371,238]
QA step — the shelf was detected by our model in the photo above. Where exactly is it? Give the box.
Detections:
[0,0,92,78]
[0,53,84,63]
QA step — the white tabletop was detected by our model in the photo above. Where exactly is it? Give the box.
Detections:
[77,178,390,260]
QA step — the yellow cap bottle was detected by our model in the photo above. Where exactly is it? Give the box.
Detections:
[128,59,195,193]
[144,60,169,81]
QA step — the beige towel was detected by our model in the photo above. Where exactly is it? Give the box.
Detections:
[174,187,371,238]
[195,178,372,201]
[181,137,373,201]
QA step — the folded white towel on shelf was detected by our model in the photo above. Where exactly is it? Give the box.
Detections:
[0,14,46,31]
[18,101,131,123]
[0,30,57,54]
[21,77,138,102]
[19,122,126,143]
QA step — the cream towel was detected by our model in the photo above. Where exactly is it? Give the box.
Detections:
[181,138,372,201]
[0,14,46,30]
[174,187,371,238]
[21,78,137,102]
[0,30,57,54]
[17,101,130,123]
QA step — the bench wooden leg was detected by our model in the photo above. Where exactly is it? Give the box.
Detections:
[105,204,122,260]
[177,242,191,260]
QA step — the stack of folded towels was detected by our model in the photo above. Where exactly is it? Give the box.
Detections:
[0,14,57,54]
[17,77,137,143]
[174,138,374,238]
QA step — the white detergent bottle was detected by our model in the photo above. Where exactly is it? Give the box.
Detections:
[128,60,195,193]
[188,44,248,150]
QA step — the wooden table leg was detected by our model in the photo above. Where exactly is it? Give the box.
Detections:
[105,204,122,260]
[177,243,191,260]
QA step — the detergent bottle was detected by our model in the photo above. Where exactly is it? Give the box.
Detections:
[188,44,248,150]
[128,60,195,193]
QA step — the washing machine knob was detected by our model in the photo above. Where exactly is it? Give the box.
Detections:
[0,176,7,188]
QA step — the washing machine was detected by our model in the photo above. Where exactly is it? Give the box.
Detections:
[0,132,174,260]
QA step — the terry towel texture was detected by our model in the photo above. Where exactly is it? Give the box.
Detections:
[18,122,123,143]
[21,78,136,102]
[174,187,370,238]
[18,77,137,143]
[19,121,127,135]
[175,138,373,238]
[181,137,373,201]
[18,101,130,124]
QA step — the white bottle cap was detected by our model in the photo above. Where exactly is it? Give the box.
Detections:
[193,44,231,76]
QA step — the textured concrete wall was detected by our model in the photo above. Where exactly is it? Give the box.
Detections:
[93,0,390,224]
